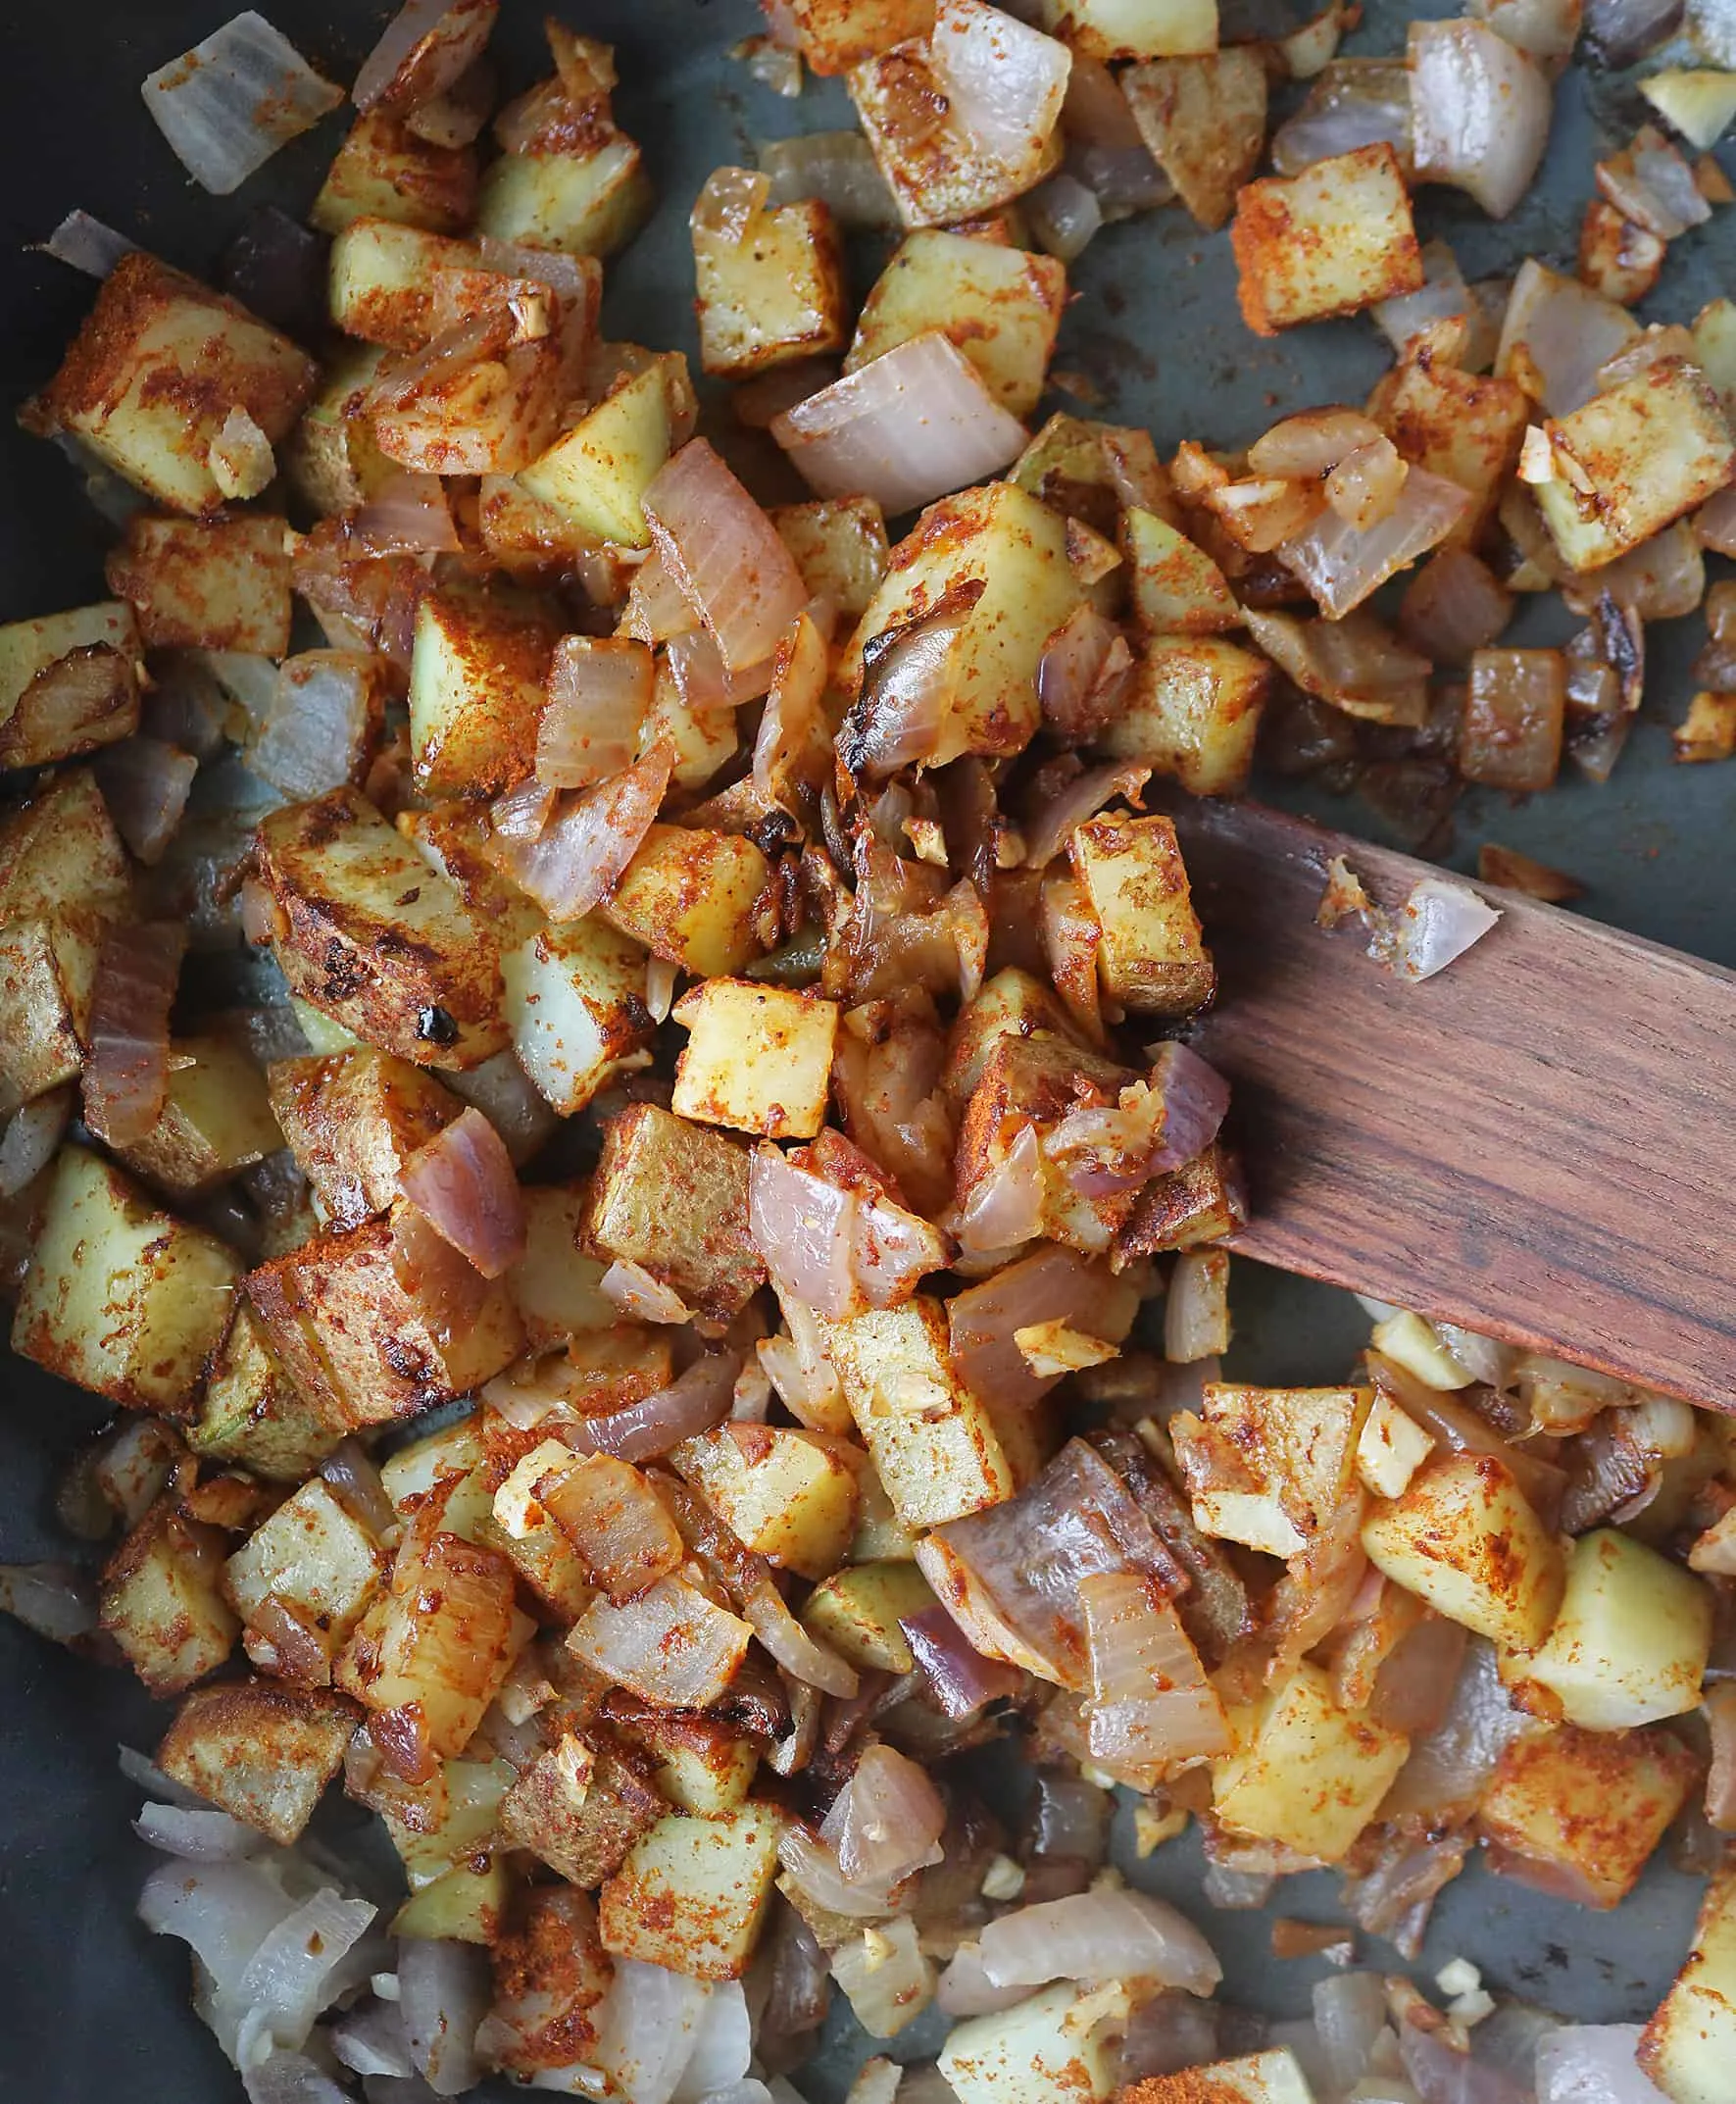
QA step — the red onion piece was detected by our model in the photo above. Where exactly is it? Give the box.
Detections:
[948,1244,1137,1411]
[540,1453,683,1602]
[354,0,498,114]
[94,736,199,866]
[1409,21,1552,221]
[743,1576,861,1697]
[0,1087,73,1198]
[538,637,654,790]
[39,209,137,278]
[1279,468,1473,620]
[488,741,672,922]
[318,1439,394,1538]
[643,440,808,675]
[1080,1569,1228,1773]
[820,1743,946,1887]
[249,654,381,804]
[567,1355,740,1464]
[776,1828,899,1920]
[1401,2024,1532,2104]
[1037,604,1132,744]
[1047,1043,1230,1199]
[956,1121,1045,1254]
[396,1106,524,1278]
[134,1801,265,1863]
[762,131,900,227]
[666,626,777,714]
[1535,2027,1661,2104]
[770,333,1028,516]
[1026,172,1103,263]
[748,1148,859,1318]
[491,776,557,843]
[569,1575,751,1708]
[978,1888,1220,1997]
[930,0,1072,167]
[901,1605,1025,1719]
[600,1259,693,1324]
[1598,127,1711,241]
[354,473,460,556]
[1022,762,1150,871]
[389,1202,490,1350]
[1378,877,1502,982]
[83,922,185,1148]
[1271,59,1413,177]
[842,587,983,780]
[1496,260,1639,417]
[1586,0,1682,64]
[142,15,343,195]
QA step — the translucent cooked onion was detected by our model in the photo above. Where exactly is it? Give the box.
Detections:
[390,1202,490,1349]
[1270,59,1412,176]
[400,1937,490,2096]
[1409,20,1552,220]
[666,626,776,715]
[820,1744,946,1887]
[134,1801,265,1862]
[1313,1974,1388,2094]
[1248,410,1384,480]
[1534,2025,1666,2104]
[1279,469,1473,620]
[142,14,343,194]
[446,1050,560,1169]
[1081,1570,1228,1772]
[1401,549,1513,665]
[1062,56,1171,215]
[777,1828,899,1920]
[929,0,1071,166]
[1380,877,1503,982]
[235,1885,381,2069]
[1598,128,1710,241]
[1383,1636,1525,1817]
[0,1087,73,1198]
[567,1355,740,1464]
[1037,604,1133,744]
[900,1604,1026,1718]
[249,653,378,802]
[978,1888,1220,1996]
[397,1106,525,1278]
[947,1244,1137,1411]
[0,1561,99,1647]
[583,1959,713,2104]
[938,1942,1031,2019]
[842,587,981,779]
[600,1259,692,1324]
[1021,762,1149,871]
[83,921,185,1148]
[489,741,672,922]
[540,1452,682,1602]
[741,1574,861,1697]
[770,333,1028,516]
[39,209,137,278]
[956,1122,1045,1253]
[1025,172,1102,262]
[538,637,654,790]
[354,0,498,114]
[95,736,200,864]
[1496,260,1639,417]
[643,440,808,675]
[1401,2023,1533,2104]
[762,131,899,226]
[354,473,460,556]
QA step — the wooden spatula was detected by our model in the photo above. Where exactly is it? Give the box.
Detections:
[1164,797,1736,1413]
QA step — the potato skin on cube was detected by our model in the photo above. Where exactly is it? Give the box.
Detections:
[42,252,317,515]
[1230,143,1423,336]
[157,1679,359,1844]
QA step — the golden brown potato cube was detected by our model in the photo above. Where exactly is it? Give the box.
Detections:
[256,786,508,1071]
[1478,1723,1696,1908]
[327,217,484,349]
[941,967,1081,1109]
[695,192,848,378]
[598,1804,785,1979]
[104,515,292,656]
[1231,144,1423,336]
[0,768,130,927]
[501,1732,664,1886]
[1171,1384,1372,1556]
[190,1301,344,1481]
[1642,1864,1736,2104]
[223,1477,386,1663]
[408,588,557,799]
[42,253,317,515]
[0,911,104,1109]
[1039,0,1217,59]
[12,1146,240,1415]
[267,1047,461,1229]
[1116,1141,1245,1259]
[585,1103,766,1326]
[1368,357,1531,547]
[115,1035,282,1198]
[476,132,654,259]
[841,482,1083,767]
[671,1425,861,1579]
[245,1207,524,1429]
[821,1296,1017,1528]
[1123,52,1268,232]
[1068,814,1215,1015]
[100,1500,238,1695]
[502,916,655,1117]
[312,109,479,235]
[847,230,1066,416]
[158,1679,358,1843]
[1534,357,1736,573]
[1362,1452,1564,1651]
[1459,648,1565,792]
[1213,1661,1410,1863]
[600,826,771,978]
[336,1530,521,1757]
[771,497,891,618]
[1099,636,1271,797]
[801,1561,937,1674]
[1119,508,1239,636]
[671,979,839,1139]
[516,358,678,549]
[790,0,937,72]
[607,1704,760,1819]
[507,1182,615,1350]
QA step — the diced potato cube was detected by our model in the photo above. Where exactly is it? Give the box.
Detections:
[100,1500,237,1695]
[1123,52,1267,231]
[1068,815,1215,1016]
[1098,635,1271,797]
[771,497,890,619]
[1231,144,1423,336]
[115,1035,282,1198]
[848,231,1066,416]
[327,217,483,349]
[1355,1388,1435,1499]
[1642,1863,1736,2104]
[1013,413,1178,533]
[282,345,400,515]
[335,1531,521,1757]
[476,133,654,259]
[598,1805,785,1979]
[517,358,680,549]
[1533,357,1736,572]
[488,1451,598,1621]
[1505,1528,1711,1730]
[672,1426,860,1579]
[1172,1385,1373,1556]
[190,1302,344,1482]
[790,0,937,73]
[501,1732,664,1887]
[1116,2052,1314,2104]
[12,1147,239,1415]
[0,604,139,737]
[842,483,1082,767]
[1214,1660,1409,1862]
[408,588,556,798]
[394,1859,510,1943]
[1368,1311,1473,1390]
[378,1415,490,1516]
[42,253,317,514]
[1039,0,1217,61]
[267,1047,461,1229]
[600,825,770,978]
[256,786,508,1071]
[1368,357,1530,547]
[1485,1723,1697,1919]
[801,1561,937,1674]
[502,916,655,1117]
[507,1183,614,1350]
[585,1103,766,1326]
[1119,508,1239,636]
[822,1297,1017,1528]
[158,1679,357,1844]
[671,978,839,1139]
[105,516,292,655]
[224,1478,385,1663]
[1115,1140,1245,1259]
[696,193,848,377]
[311,109,478,235]
[942,968,1080,1108]
[1362,1453,1563,1651]
[382,1757,515,1896]
[246,1209,523,1429]
[0,768,130,927]
[939,1981,1133,2104]
[0,912,105,1109]
[610,1709,760,1818]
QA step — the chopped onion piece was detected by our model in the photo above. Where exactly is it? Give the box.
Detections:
[354,473,460,556]
[249,653,378,802]
[1279,468,1473,619]
[134,1802,265,1863]
[763,131,900,225]
[397,1107,525,1278]
[740,1574,860,1697]
[771,334,1028,516]
[1409,21,1553,221]
[1597,126,1711,241]
[1270,60,1412,177]
[1379,877,1503,982]
[644,441,808,674]
[978,1888,1220,1996]
[0,1561,98,1647]
[820,1744,946,1888]
[538,637,654,790]
[83,922,185,1148]
[142,14,343,195]
[399,1937,490,2096]
[569,1575,751,1708]
[38,210,137,278]
[1496,260,1639,417]
[354,0,499,115]
[566,1355,740,1464]
[901,1605,1025,1719]
[95,736,200,866]
[1535,2026,1664,2104]
[600,1259,693,1325]
[1025,172,1102,263]
[1022,762,1149,870]
[842,588,982,780]
[931,0,1071,166]
[830,1917,934,2039]
[488,741,672,922]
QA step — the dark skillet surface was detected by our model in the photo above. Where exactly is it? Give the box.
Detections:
[1,4,1733,2098]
